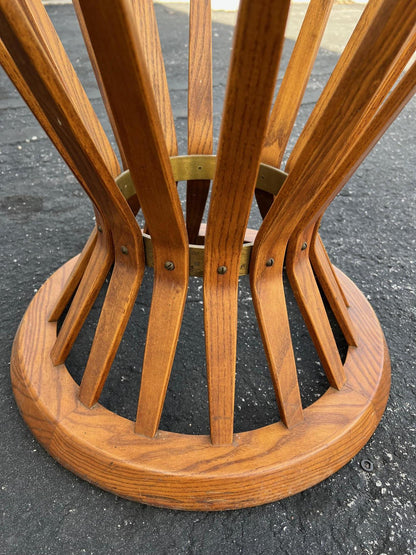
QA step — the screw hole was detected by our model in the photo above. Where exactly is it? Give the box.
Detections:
[360,459,374,472]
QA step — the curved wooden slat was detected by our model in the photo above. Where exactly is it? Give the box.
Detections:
[76,0,189,436]
[256,0,333,217]
[263,0,334,168]
[50,231,113,365]
[79,250,144,407]
[204,0,294,445]
[130,0,178,156]
[48,228,98,322]
[288,33,416,351]
[17,0,121,179]
[186,0,213,242]
[310,231,357,344]
[72,0,129,170]
[0,0,145,380]
[286,230,346,389]
[252,0,416,401]
[303,34,416,348]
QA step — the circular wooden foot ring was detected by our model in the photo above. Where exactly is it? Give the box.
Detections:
[11,257,390,510]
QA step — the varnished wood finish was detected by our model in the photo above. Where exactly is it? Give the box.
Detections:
[256,0,333,216]
[251,1,415,416]
[204,0,292,444]
[48,229,97,322]
[186,0,213,243]
[309,232,357,346]
[130,0,177,157]
[11,258,390,510]
[76,0,188,433]
[4,0,412,510]
[0,0,145,388]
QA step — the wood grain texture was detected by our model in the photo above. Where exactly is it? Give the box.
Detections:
[76,0,189,437]
[0,0,145,374]
[50,230,113,364]
[303,35,416,349]
[262,0,334,168]
[72,0,129,170]
[16,0,121,179]
[309,231,357,346]
[11,258,390,510]
[256,0,333,217]
[251,1,416,394]
[48,228,97,322]
[130,0,177,156]
[186,0,213,242]
[5,0,406,511]
[286,228,346,389]
[204,0,292,444]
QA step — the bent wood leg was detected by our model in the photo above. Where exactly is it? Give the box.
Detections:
[204,0,296,444]
[3,0,408,511]
[76,0,188,437]
[186,0,213,243]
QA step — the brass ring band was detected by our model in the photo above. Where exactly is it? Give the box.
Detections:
[116,155,287,277]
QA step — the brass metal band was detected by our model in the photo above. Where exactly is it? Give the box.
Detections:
[115,155,288,277]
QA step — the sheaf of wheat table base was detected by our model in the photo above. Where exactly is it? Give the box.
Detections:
[11,256,390,511]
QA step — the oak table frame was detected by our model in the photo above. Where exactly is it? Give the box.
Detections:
[2,0,415,510]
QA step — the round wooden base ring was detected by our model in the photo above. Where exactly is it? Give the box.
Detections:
[11,257,390,511]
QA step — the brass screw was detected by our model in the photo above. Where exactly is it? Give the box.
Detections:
[164,261,175,271]
[97,225,103,233]
[217,265,228,275]
[121,245,129,255]
[301,242,308,251]
[266,258,274,267]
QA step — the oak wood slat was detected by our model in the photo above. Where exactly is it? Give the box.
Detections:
[288,54,416,363]
[0,0,145,380]
[203,0,295,445]
[251,0,416,393]
[130,0,178,157]
[76,0,189,431]
[186,0,213,243]
[16,0,121,179]
[309,232,357,345]
[286,28,416,354]
[72,0,128,170]
[256,0,334,218]
[0,0,125,332]
[306,32,416,346]
[48,228,97,322]
[0,40,108,326]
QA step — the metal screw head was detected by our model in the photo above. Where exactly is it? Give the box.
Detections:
[97,225,103,233]
[217,265,228,275]
[164,261,175,271]
[301,242,308,251]
[265,258,274,267]
[121,245,129,255]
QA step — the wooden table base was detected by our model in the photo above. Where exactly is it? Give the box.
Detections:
[11,256,390,511]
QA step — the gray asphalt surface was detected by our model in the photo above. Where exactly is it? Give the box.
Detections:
[1,4,415,554]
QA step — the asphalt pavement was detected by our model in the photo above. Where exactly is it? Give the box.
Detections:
[1,3,415,554]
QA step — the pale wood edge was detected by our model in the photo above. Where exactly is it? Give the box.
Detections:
[11,257,390,511]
